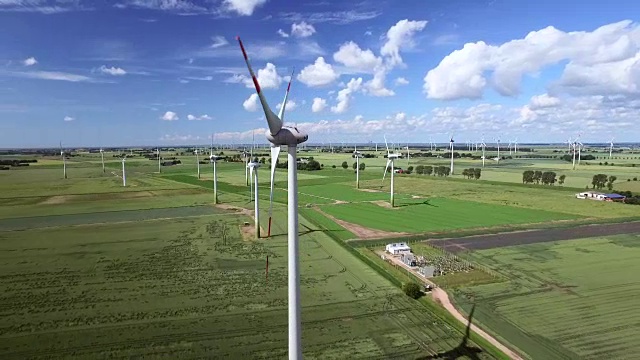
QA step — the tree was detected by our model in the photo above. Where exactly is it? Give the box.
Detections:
[260,157,266,164]
[332,165,336,168]
[402,282,422,299]
[533,170,543,184]
[522,170,534,184]
[424,165,433,176]
[341,161,348,169]
[415,165,424,175]
[359,163,365,171]
[607,175,617,190]
[592,174,608,189]
[352,162,357,170]
[473,168,481,180]
[462,169,470,179]
[558,174,566,185]
[407,166,414,174]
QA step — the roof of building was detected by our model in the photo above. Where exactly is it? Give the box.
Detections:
[604,193,626,198]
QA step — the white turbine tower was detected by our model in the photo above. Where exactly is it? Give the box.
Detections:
[576,135,584,167]
[100,148,105,173]
[60,141,67,179]
[210,154,221,204]
[238,36,308,360]
[481,136,486,168]
[157,147,161,173]
[508,140,512,155]
[609,137,614,159]
[242,149,250,186]
[495,137,501,162]
[121,156,127,187]
[382,136,402,207]
[449,135,455,175]
[354,146,362,189]
[248,158,261,239]
[514,137,518,154]
[195,149,201,179]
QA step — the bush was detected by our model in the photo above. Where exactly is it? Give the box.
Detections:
[332,165,336,168]
[402,282,422,299]
[341,161,348,169]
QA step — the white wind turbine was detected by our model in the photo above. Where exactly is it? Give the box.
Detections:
[121,155,127,187]
[268,69,293,238]
[513,137,518,154]
[449,134,455,175]
[194,148,201,179]
[210,153,222,204]
[576,135,584,167]
[100,148,105,173]
[354,145,362,189]
[508,140,513,155]
[382,136,402,207]
[495,137,501,162]
[567,137,577,170]
[481,136,486,168]
[609,137,614,159]
[60,141,67,179]
[157,147,162,173]
[238,36,309,359]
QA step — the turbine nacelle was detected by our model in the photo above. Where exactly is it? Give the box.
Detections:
[265,126,308,147]
[387,154,402,159]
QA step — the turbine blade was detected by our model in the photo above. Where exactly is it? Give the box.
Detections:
[236,36,283,136]
[384,135,389,153]
[382,159,392,183]
[278,69,294,121]
[268,145,281,218]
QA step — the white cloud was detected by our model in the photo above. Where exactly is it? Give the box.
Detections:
[159,134,203,142]
[277,99,297,112]
[333,41,382,73]
[424,20,640,100]
[243,93,259,111]
[250,63,283,89]
[331,77,362,113]
[63,116,74,122]
[380,19,428,67]
[311,97,327,112]
[0,0,82,13]
[187,114,212,120]
[100,65,126,76]
[277,29,289,38]
[364,70,394,96]
[9,71,95,82]
[23,57,37,66]
[395,112,406,121]
[297,57,339,87]
[530,93,561,109]
[161,111,179,121]
[211,35,228,48]
[116,0,209,14]
[278,10,381,25]
[291,21,316,38]
[364,31,372,36]
[222,0,267,16]
[395,77,409,86]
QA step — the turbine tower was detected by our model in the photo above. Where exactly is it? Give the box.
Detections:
[514,137,518,154]
[195,149,201,179]
[354,145,362,189]
[238,36,308,360]
[449,135,455,175]
[60,141,67,179]
[576,135,584,167]
[121,156,127,187]
[382,136,402,207]
[248,159,261,239]
[210,154,222,204]
[100,148,105,173]
[157,147,161,173]
[495,137,501,162]
[609,137,614,159]
[481,136,486,168]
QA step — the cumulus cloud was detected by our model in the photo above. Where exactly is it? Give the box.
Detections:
[395,77,409,85]
[63,115,74,122]
[222,0,267,16]
[99,65,126,76]
[161,111,179,121]
[331,77,362,113]
[277,29,289,38]
[424,20,640,100]
[297,57,339,87]
[243,93,259,111]
[211,35,229,48]
[291,21,316,38]
[23,57,37,66]
[529,93,561,109]
[333,41,382,73]
[364,70,394,96]
[311,97,327,112]
[381,19,428,67]
[187,114,212,120]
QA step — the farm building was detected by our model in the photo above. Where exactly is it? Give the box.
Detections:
[385,242,411,255]
[418,265,436,278]
[401,253,417,267]
[576,191,626,202]
[604,193,626,202]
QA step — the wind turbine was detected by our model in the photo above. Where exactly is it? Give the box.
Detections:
[210,154,222,204]
[121,155,127,187]
[405,144,410,167]
[60,141,67,179]
[242,149,250,186]
[449,134,455,175]
[513,137,518,154]
[481,136,486,168]
[609,137,614,159]
[248,158,261,239]
[100,148,105,173]
[194,149,201,179]
[238,36,309,359]
[576,135,583,167]
[157,147,161,173]
[508,140,512,155]
[354,145,362,189]
[382,136,402,207]
[567,137,577,170]
[495,137,501,162]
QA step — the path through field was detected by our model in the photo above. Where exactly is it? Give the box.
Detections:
[430,221,640,251]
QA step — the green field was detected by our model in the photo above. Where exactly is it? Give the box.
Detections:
[454,235,640,359]
[320,197,579,233]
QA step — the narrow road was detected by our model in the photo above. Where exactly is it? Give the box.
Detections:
[375,250,523,360]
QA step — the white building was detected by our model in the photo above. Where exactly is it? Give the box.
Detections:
[385,242,411,255]
[576,191,605,200]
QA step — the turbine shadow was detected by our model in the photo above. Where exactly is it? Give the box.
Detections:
[416,304,482,360]
[397,199,438,208]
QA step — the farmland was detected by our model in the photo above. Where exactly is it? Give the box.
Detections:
[452,235,640,360]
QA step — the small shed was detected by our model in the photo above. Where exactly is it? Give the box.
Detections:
[385,242,411,255]
[401,253,417,267]
[418,266,436,278]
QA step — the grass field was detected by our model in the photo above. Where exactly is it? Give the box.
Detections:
[0,155,499,359]
[454,235,640,359]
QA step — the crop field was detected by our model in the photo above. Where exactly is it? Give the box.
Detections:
[319,197,579,233]
[454,235,640,359]
[0,158,499,359]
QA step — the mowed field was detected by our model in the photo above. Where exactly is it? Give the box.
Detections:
[0,154,499,359]
[454,235,640,360]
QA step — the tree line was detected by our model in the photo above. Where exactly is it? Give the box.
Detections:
[413,165,451,177]
[591,174,617,190]
[461,168,482,180]
[522,170,566,185]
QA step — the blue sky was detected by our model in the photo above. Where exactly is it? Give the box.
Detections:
[1,0,639,147]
